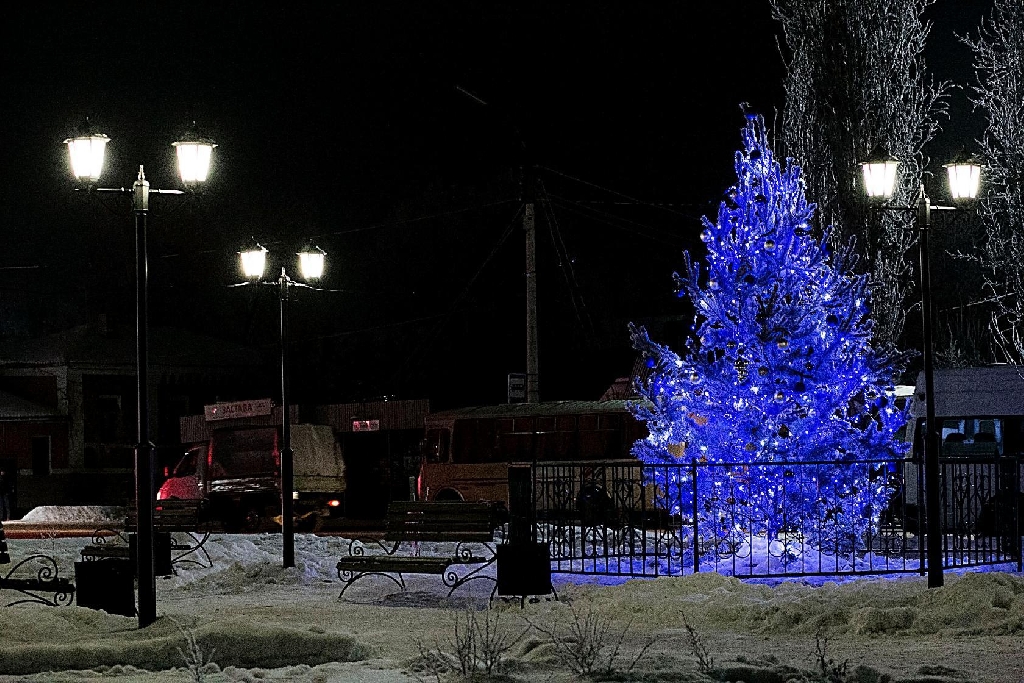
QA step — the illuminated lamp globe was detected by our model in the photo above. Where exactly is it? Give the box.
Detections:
[172,132,217,184]
[64,132,110,182]
[240,242,268,279]
[943,152,983,201]
[298,244,326,281]
[860,145,899,199]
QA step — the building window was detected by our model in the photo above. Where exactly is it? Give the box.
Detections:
[86,394,126,443]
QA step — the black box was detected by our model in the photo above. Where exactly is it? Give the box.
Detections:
[128,532,173,577]
[75,559,136,617]
[496,542,552,597]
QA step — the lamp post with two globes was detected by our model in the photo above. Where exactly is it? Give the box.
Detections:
[860,149,982,588]
[239,242,326,569]
[64,126,216,627]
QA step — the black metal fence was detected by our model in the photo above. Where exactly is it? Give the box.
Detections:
[519,457,1022,580]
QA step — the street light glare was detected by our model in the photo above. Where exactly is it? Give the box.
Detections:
[172,139,216,184]
[861,159,899,199]
[298,246,326,281]
[64,133,110,182]
[945,161,982,200]
[240,244,268,279]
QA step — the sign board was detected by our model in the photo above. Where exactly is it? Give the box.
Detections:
[205,398,273,422]
[352,419,381,432]
[508,373,526,403]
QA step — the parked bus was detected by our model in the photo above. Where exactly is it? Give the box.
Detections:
[416,400,648,504]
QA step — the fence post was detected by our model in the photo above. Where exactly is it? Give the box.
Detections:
[508,464,535,544]
[0,521,9,565]
[1017,457,1022,574]
[691,459,700,574]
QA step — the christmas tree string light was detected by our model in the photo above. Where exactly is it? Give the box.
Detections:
[630,114,908,553]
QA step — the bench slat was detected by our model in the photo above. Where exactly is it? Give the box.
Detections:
[337,555,484,574]
[0,577,75,591]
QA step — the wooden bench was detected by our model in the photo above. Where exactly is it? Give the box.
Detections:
[336,501,506,598]
[81,499,216,573]
[2,523,75,607]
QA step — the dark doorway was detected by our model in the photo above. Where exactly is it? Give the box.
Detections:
[0,456,17,517]
[342,432,389,519]
[31,436,51,476]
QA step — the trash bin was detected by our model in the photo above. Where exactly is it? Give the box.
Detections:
[496,541,552,598]
[75,559,136,617]
[129,532,173,577]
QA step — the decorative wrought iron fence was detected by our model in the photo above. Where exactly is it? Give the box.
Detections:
[525,457,1021,580]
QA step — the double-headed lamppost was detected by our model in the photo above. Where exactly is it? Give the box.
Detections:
[64,126,216,627]
[239,242,326,568]
[860,148,982,588]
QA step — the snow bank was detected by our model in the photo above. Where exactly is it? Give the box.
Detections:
[567,569,1024,637]
[18,506,126,524]
[0,507,1021,682]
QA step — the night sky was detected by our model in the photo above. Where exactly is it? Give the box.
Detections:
[0,2,995,409]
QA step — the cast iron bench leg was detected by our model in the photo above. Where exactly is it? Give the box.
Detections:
[337,568,406,598]
[1,555,75,607]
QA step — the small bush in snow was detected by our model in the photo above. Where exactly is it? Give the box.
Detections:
[172,618,218,683]
[527,601,653,679]
[413,609,530,682]
[681,614,715,674]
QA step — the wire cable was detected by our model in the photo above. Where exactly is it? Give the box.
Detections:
[396,204,525,382]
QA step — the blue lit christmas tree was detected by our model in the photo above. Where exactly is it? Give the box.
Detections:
[630,114,908,553]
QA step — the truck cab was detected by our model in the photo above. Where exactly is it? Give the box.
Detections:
[159,423,345,531]
[158,425,280,531]
[157,442,208,500]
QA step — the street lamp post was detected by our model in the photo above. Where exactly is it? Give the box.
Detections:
[860,149,981,589]
[240,242,325,569]
[64,125,215,627]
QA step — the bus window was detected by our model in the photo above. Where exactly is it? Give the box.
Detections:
[940,418,1003,457]
[601,413,623,431]
[555,415,576,431]
[579,429,623,459]
[452,419,500,463]
[497,431,535,461]
[536,430,576,460]
[423,429,449,463]
[515,417,536,433]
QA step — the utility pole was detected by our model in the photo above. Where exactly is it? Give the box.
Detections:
[523,167,539,403]
[455,85,539,402]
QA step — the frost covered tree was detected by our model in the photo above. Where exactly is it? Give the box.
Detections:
[769,0,948,351]
[630,115,908,552]
[962,1,1024,363]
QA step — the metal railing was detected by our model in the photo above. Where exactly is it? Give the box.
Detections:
[521,457,1021,580]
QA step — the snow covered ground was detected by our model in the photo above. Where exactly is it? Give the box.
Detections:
[1,507,1022,682]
